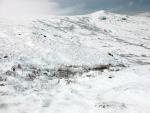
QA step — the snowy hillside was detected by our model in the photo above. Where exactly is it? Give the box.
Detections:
[0,11,150,113]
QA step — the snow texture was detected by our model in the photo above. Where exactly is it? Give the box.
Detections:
[0,11,150,113]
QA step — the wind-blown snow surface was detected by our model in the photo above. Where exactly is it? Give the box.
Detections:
[0,11,150,113]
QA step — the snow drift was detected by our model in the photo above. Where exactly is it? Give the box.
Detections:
[0,11,150,113]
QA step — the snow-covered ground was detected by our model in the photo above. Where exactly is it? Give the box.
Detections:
[0,11,150,113]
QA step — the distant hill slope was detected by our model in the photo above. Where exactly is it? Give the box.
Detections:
[0,11,150,67]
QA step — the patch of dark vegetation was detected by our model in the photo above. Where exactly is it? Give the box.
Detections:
[56,67,76,78]
[96,101,126,109]
[108,75,114,79]
[2,63,125,82]
[12,66,16,72]
[40,33,47,38]
[100,16,107,20]
[108,53,113,57]
[122,17,127,20]
[0,54,9,60]
[88,64,112,71]
[55,64,125,79]
[54,65,89,79]
[0,83,5,86]
[43,35,47,37]
[4,55,8,58]
[86,74,92,77]
[0,54,14,61]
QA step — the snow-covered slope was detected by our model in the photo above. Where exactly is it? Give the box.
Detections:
[0,11,150,113]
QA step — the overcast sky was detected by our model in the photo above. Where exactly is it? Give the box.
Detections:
[53,0,150,15]
[0,0,150,16]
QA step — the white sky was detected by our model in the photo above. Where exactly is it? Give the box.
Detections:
[0,0,60,17]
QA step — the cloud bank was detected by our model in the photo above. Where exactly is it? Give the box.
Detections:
[0,0,149,17]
